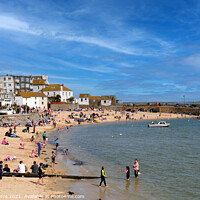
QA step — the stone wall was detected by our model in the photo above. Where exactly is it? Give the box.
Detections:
[79,104,200,115]
[0,113,40,125]
[50,103,79,111]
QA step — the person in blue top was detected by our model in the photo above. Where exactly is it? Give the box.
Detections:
[55,138,59,150]
[99,166,108,187]
[0,161,3,180]
[37,142,42,157]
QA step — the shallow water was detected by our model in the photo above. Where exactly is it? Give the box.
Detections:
[50,119,200,200]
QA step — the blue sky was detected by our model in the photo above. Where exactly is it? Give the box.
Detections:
[0,0,200,102]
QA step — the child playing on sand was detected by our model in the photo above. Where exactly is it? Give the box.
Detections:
[2,138,8,145]
[31,150,36,158]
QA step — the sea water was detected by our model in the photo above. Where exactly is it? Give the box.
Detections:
[50,119,200,200]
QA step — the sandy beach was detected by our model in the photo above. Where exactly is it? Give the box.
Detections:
[0,109,194,199]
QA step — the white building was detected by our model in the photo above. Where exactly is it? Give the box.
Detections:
[42,84,73,102]
[0,75,14,94]
[78,94,90,105]
[32,79,48,92]
[15,91,48,109]
[101,97,112,106]
[0,74,49,94]
[0,88,12,107]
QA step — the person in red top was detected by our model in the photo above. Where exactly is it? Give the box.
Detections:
[133,159,139,178]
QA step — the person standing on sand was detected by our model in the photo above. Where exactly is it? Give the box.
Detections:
[42,131,46,142]
[55,138,59,150]
[133,159,140,178]
[0,161,3,180]
[37,163,44,185]
[51,151,56,168]
[37,141,42,157]
[99,166,108,187]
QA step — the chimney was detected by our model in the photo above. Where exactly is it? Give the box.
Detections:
[61,84,63,91]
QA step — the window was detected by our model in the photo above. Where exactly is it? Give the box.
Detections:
[8,84,11,86]
[35,97,37,100]
[4,77,6,81]
[54,92,55,96]
[21,77,24,82]
[63,92,64,95]
[8,77,11,80]
[10,90,12,92]
[42,102,44,105]
[35,101,37,104]
[85,98,87,100]
[104,100,106,103]
[4,83,6,87]
[81,98,83,102]
[38,86,39,89]
[42,97,44,100]
[48,92,49,95]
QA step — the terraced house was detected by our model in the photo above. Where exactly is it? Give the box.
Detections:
[14,91,48,109]
[41,84,73,102]
[78,94,116,107]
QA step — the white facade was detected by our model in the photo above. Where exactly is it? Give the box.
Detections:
[0,74,49,94]
[0,75,15,93]
[15,93,48,109]
[78,97,89,105]
[33,85,46,92]
[101,100,112,106]
[43,84,73,102]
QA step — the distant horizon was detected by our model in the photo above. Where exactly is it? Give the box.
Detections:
[0,0,200,102]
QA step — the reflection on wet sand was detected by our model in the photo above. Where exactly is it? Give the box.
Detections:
[125,180,130,190]
[134,178,140,193]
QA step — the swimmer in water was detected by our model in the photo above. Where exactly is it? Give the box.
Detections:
[63,148,68,155]
[133,159,140,178]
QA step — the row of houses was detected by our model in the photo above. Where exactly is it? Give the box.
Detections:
[0,74,73,109]
[78,94,117,107]
[0,74,117,109]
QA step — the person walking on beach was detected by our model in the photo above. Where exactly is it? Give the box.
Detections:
[37,163,44,185]
[0,161,3,180]
[125,166,130,180]
[26,125,30,133]
[33,122,36,133]
[42,131,46,142]
[51,151,56,168]
[133,159,139,178]
[99,166,108,187]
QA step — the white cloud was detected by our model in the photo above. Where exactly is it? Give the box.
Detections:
[48,75,77,80]
[182,53,200,68]
[0,15,174,57]
[0,15,42,35]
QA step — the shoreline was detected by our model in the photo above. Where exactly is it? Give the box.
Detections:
[0,110,195,199]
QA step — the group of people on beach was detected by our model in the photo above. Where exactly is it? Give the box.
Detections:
[99,159,140,187]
